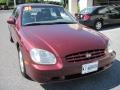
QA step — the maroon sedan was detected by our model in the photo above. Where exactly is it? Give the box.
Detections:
[7,4,115,83]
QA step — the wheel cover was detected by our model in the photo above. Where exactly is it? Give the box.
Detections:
[19,50,24,73]
[96,22,102,30]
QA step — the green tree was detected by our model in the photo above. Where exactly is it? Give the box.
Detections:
[0,0,6,4]
[62,0,68,8]
[6,0,9,6]
[25,0,44,3]
[25,0,31,3]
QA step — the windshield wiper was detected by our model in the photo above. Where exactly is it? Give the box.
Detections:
[23,22,77,26]
[51,22,77,24]
[23,22,45,26]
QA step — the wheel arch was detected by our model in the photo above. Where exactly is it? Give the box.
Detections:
[94,18,103,30]
[95,18,104,24]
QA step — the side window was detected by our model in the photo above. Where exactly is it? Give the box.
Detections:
[109,7,119,14]
[116,7,120,12]
[15,10,19,19]
[12,8,17,16]
[98,8,110,14]
[12,8,19,20]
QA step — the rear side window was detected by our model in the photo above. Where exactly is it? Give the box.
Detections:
[115,7,120,11]
[80,7,96,14]
[98,8,109,14]
[109,7,120,14]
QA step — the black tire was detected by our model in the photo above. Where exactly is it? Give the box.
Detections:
[10,36,14,43]
[18,47,32,80]
[94,20,103,30]
[8,25,14,43]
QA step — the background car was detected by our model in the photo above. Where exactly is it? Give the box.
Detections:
[7,3,115,83]
[0,5,2,10]
[0,5,9,10]
[3,5,9,10]
[78,5,120,30]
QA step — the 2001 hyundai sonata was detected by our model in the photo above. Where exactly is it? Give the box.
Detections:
[7,3,116,83]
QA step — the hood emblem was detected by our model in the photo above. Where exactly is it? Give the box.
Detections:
[86,53,92,58]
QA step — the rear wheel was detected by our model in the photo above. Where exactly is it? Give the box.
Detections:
[18,47,32,80]
[94,21,103,30]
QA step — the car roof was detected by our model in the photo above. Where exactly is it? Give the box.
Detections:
[86,6,106,9]
[17,3,62,8]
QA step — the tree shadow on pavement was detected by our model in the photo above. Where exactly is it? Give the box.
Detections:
[41,60,120,90]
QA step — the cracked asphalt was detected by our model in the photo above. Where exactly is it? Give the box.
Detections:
[0,10,120,90]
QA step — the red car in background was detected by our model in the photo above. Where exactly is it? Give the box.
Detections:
[7,3,116,83]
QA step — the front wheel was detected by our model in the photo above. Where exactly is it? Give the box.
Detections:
[18,47,31,80]
[94,21,103,30]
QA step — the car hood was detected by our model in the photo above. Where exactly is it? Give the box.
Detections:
[22,24,108,57]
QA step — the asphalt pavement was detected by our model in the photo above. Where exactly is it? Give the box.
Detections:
[0,10,120,90]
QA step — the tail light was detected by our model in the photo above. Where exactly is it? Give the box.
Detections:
[83,14,91,21]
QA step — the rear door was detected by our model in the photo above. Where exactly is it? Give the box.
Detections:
[116,7,120,23]
[98,7,112,24]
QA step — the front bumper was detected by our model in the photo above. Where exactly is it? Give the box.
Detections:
[25,51,116,83]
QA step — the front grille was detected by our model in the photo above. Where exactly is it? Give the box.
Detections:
[65,49,105,63]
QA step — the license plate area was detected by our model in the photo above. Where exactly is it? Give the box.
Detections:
[82,61,98,74]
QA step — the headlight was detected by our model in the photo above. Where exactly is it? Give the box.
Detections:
[30,48,56,65]
[108,40,113,53]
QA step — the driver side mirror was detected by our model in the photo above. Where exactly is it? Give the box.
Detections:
[7,17,15,25]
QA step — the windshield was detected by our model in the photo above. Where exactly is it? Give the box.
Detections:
[22,6,77,26]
